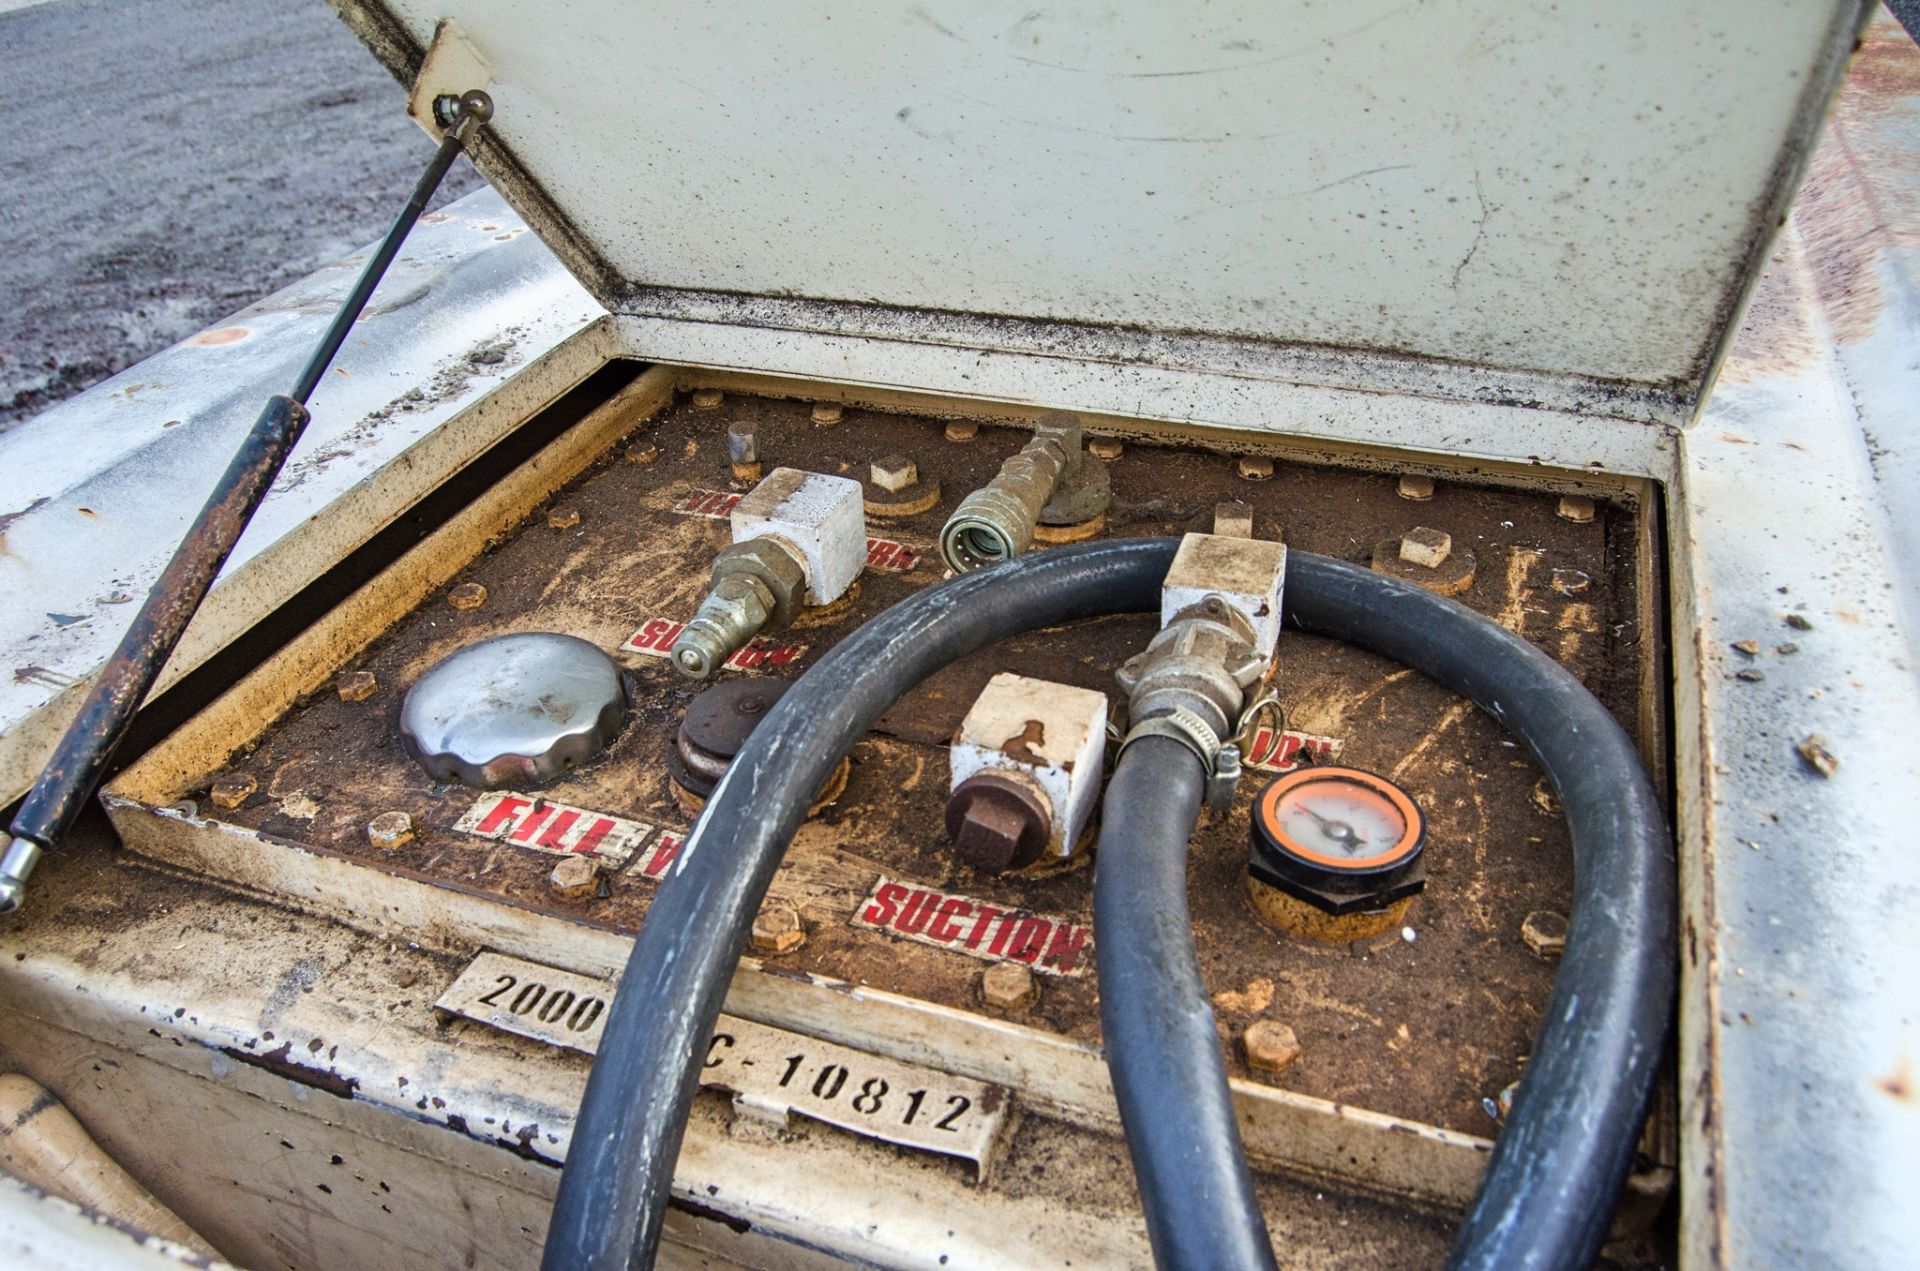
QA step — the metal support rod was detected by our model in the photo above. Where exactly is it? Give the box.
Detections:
[0,90,494,915]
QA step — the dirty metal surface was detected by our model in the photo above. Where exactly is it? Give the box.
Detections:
[339,0,1867,423]
[1673,13,1920,1267]
[188,389,1651,1145]
[0,840,1459,1269]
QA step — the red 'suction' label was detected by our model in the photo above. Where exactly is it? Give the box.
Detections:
[852,876,1092,977]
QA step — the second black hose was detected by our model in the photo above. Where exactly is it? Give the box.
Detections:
[1096,733,1280,1270]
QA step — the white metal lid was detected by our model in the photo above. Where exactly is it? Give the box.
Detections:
[338,1,1868,425]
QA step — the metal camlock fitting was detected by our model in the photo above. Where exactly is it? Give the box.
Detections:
[1115,592,1270,815]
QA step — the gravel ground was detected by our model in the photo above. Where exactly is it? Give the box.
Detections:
[0,0,481,432]
[1,2,1915,436]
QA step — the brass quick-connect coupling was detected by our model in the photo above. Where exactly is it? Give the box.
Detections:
[939,411,1084,572]
[671,538,806,679]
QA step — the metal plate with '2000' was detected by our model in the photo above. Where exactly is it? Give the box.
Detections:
[437,952,1013,1174]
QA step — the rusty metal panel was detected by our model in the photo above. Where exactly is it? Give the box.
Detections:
[334,0,1866,423]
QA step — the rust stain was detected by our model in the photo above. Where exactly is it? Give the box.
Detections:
[1874,1054,1912,1103]
[1002,718,1047,764]
[221,1040,360,1099]
[187,327,251,347]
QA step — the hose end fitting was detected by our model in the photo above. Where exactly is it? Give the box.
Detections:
[672,574,775,679]
[939,412,1084,573]
[0,834,43,915]
[670,538,807,679]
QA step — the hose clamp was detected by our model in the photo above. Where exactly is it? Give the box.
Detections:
[1118,706,1242,816]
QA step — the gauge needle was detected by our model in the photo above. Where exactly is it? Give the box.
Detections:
[1299,804,1368,848]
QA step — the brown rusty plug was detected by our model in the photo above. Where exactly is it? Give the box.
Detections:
[945,770,1051,873]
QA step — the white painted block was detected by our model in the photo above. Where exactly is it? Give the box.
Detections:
[950,673,1110,856]
[731,467,867,603]
[1161,532,1288,658]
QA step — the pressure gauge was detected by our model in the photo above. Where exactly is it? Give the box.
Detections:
[1246,767,1427,941]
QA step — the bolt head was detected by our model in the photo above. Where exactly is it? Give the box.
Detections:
[726,421,758,464]
[448,582,488,611]
[209,772,258,810]
[691,388,724,410]
[811,402,844,426]
[1242,1020,1302,1075]
[1521,910,1568,958]
[981,962,1037,1010]
[1397,475,1435,501]
[336,670,379,702]
[1398,526,1453,569]
[1237,455,1274,481]
[945,420,979,442]
[870,454,918,492]
[549,854,600,900]
[626,442,659,465]
[1087,438,1124,461]
[1557,495,1596,523]
[750,904,806,954]
[367,812,415,851]
[945,771,1050,873]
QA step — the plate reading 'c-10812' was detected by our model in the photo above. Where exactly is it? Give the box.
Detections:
[437,952,1012,1174]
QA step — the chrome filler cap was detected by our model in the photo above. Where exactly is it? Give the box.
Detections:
[400,633,628,789]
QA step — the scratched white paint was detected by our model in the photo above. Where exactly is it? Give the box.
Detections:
[361,0,1861,418]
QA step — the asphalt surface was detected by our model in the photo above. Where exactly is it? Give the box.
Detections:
[1,2,1916,435]
[0,0,481,431]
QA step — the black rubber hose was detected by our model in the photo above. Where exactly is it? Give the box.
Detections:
[543,536,1180,1270]
[1284,552,1675,1269]
[547,540,1673,1270]
[1096,734,1281,1271]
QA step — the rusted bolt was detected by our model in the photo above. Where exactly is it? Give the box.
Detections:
[811,402,844,426]
[870,455,918,493]
[1557,495,1596,524]
[626,442,659,465]
[750,904,806,954]
[548,508,580,530]
[549,854,600,900]
[981,962,1037,1010]
[1398,527,1453,569]
[946,771,1051,873]
[1088,438,1124,461]
[367,812,415,851]
[448,582,488,611]
[944,420,979,443]
[1237,455,1274,481]
[1212,501,1254,539]
[209,772,257,810]
[1398,475,1435,501]
[336,670,378,702]
[1242,1021,1302,1076]
[691,387,724,411]
[1521,910,1568,958]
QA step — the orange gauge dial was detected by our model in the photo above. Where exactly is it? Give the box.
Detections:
[1248,767,1427,920]
[1256,767,1424,873]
